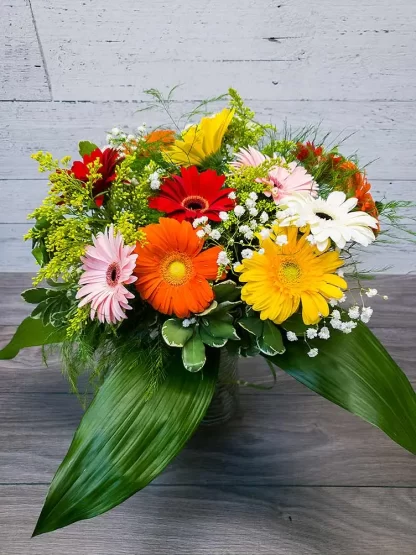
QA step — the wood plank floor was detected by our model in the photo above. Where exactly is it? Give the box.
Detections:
[0,274,415,554]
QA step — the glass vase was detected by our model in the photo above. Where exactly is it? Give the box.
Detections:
[202,347,239,426]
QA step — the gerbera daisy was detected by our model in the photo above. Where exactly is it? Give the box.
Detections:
[145,129,176,147]
[123,129,176,157]
[142,129,176,156]
[148,166,236,222]
[134,218,223,318]
[76,225,138,324]
[278,191,379,251]
[260,161,318,202]
[165,108,234,167]
[237,226,347,325]
[231,146,269,168]
[70,147,121,206]
[295,141,324,162]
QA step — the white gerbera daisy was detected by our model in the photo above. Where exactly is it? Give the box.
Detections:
[277,191,378,251]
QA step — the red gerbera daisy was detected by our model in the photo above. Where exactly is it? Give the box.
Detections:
[296,141,323,162]
[148,166,236,222]
[71,147,121,207]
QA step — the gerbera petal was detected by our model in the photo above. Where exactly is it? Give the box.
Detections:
[134,218,222,318]
[148,165,234,222]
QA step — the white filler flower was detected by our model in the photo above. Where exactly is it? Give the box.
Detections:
[278,191,378,251]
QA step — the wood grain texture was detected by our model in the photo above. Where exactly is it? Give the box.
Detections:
[28,0,416,101]
[1,391,416,487]
[0,0,50,100]
[1,326,415,396]
[1,485,416,555]
[2,100,416,180]
[0,274,415,552]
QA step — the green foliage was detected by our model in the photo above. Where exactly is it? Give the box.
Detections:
[78,141,98,156]
[226,88,275,149]
[109,157,161,237]
[33,347,218,536]
[280,313,309,336]
[212,280,241,303]
[0,317,65,360]
[182,333,206,372]
[266,321,416,455]
[259,320,285,356]
[30,286,75,328]
[162,319,193,347]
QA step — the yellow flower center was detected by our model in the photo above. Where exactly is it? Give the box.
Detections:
[161,252,193,286]
[168,261,187,280]
[279,261,301,283]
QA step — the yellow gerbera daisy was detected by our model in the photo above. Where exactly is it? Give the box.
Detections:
[165,108,234,167]
[237,226,347,325]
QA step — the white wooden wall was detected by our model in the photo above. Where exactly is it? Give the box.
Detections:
[1,0,415,272]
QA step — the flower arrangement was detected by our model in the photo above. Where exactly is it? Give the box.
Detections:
[2,89,416,536]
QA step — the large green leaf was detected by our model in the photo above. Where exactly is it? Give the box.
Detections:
[79,140,98,156]
[267,322,416,455]
[33,350,218,536]
[0,317,65,359]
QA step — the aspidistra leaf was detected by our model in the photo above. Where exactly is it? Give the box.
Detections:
[267,321,416,455]
[33,350,218,535]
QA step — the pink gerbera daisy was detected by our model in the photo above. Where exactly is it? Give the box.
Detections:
[260,161,318,203]
[76,225,138,324]
[231,146,269,168]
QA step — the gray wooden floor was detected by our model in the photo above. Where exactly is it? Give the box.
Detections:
[0,273,415,555]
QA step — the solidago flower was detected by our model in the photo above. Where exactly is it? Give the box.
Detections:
[70,147,122,206]
[134,218,224,318]
[236,226,347,325]
[166,108,234,167]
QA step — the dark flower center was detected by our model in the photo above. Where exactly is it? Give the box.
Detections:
[315,212,333,221]
[106,262,121,286]
[182,195,209,211]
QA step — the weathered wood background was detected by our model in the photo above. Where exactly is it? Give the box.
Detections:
[1,1,416,554]
[1,274,416,554]
[0,0,415,272]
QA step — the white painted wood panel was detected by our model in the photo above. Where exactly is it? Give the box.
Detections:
[0,0,50,100]
[27,0,416,101]
[1,100,415,180]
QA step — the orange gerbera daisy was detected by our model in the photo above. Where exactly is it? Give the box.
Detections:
[122,129,175,156]
[144,129,176,150]
[134,218,223,318]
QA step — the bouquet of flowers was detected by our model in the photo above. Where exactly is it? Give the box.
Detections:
[1,89,415,536]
